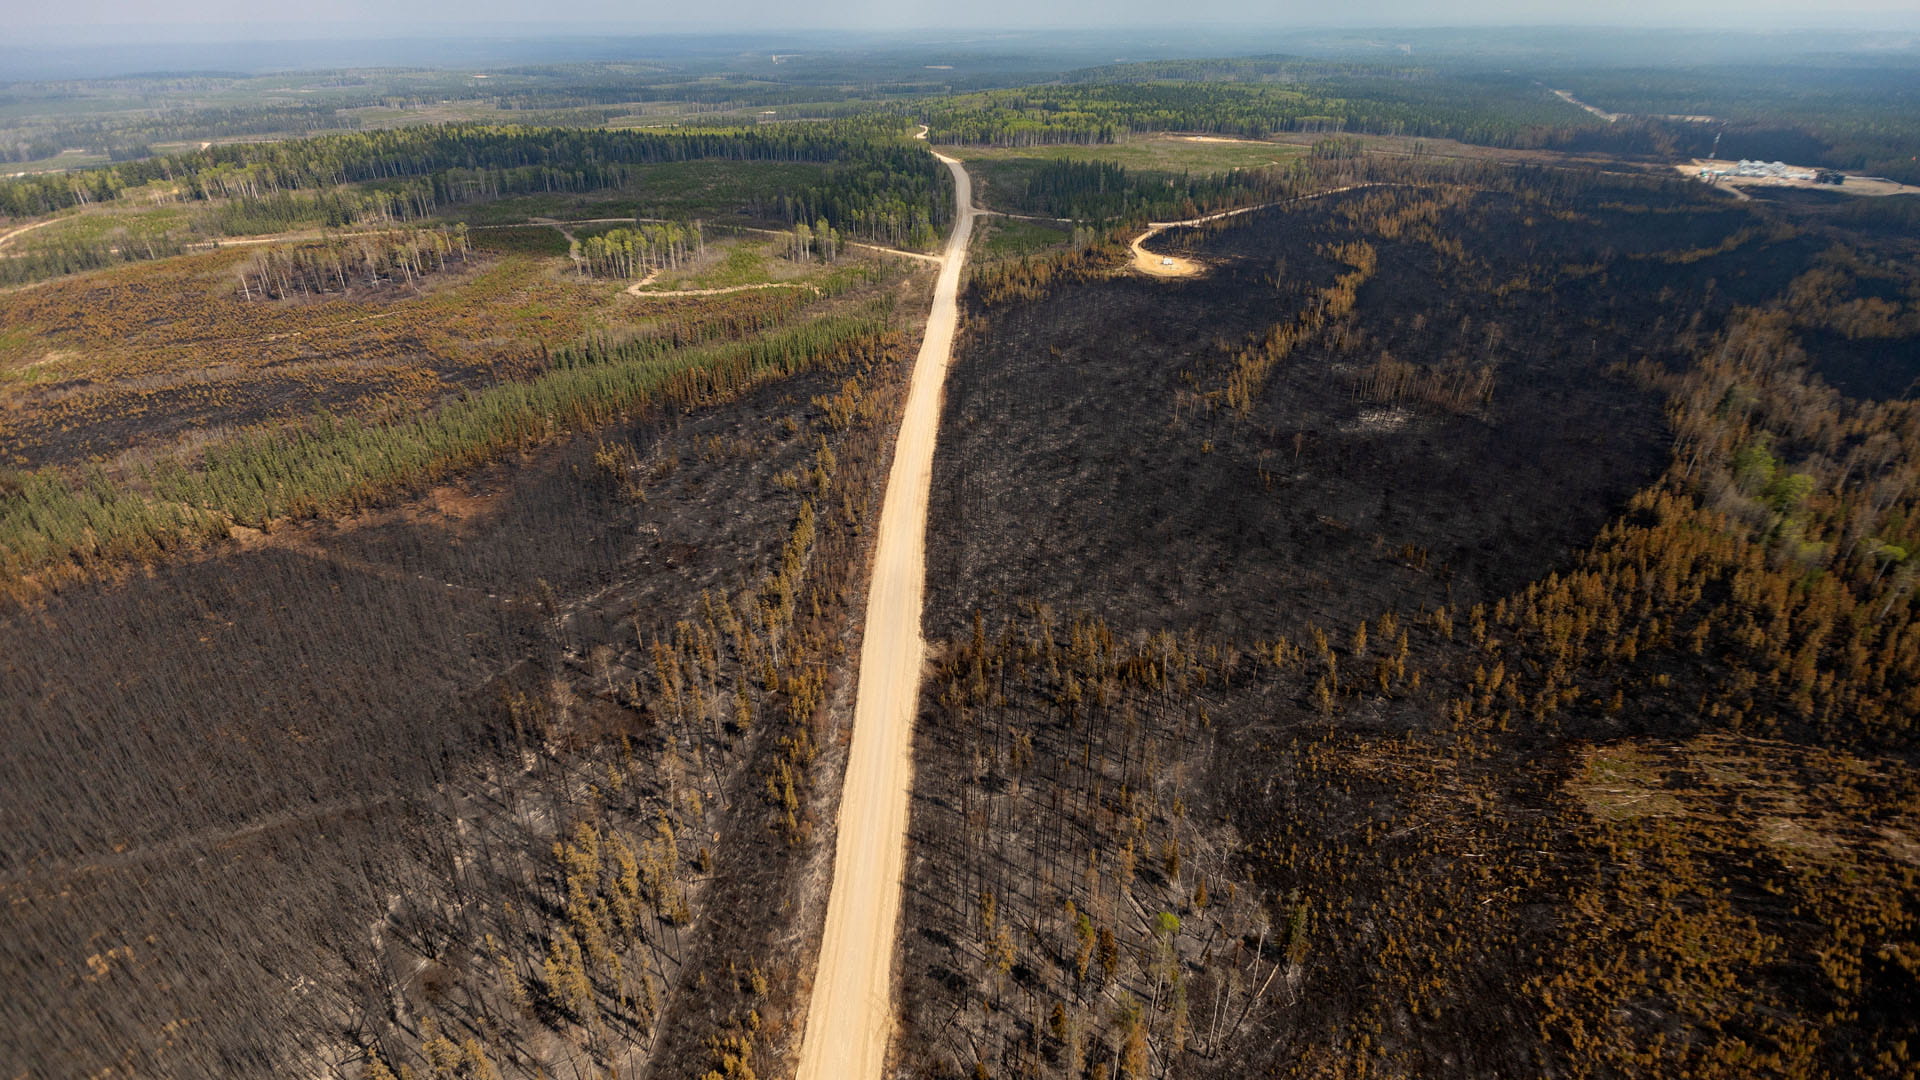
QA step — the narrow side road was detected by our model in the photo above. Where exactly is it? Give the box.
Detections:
[1130,183,1386,277]
[0,216,56,251]
[1549,87,1624,123]
[623,278,818,299]
[793,142,974,1080]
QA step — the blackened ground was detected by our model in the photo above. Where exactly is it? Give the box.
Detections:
[2,371,828,858]
[1734,189,1920,402]
[1801,327,1920,401]
[0,351,891,1079]
[901,175,1920,1080]
[926,187,1679,644]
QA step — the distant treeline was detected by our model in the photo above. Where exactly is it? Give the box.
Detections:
[0,102,351,166]
[1013,156,1316,223]
[0,119,943,220]
[927,56,1920,185]
[0,120,952,285]
[918,71,1656,151]
[1553,63,1920,184]
[922,58,1920,183]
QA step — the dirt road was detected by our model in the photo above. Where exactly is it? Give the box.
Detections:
[793,144,974,1080]
[0,216,57,251]
[1550,88,1622,123]
[1130,184,1381,277]
[1130,199,1286,275]
[623,278,818,299]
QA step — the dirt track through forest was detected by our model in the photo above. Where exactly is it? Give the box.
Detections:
[793,137,974,1080]
[1550,88,1624,123]
[623,277,818,299]
[1129,183,1383,276]
[0,216,56,251]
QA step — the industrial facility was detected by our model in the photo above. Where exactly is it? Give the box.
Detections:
[1699,160,1818,182]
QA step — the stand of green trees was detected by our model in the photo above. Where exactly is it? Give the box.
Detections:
[0,120,945,220]
[233,225,472,299]
[575,222,704,279]
[1010,156,1318,223]
[0,294,896,589]
[0,121,952,291]
[0,232,194,287]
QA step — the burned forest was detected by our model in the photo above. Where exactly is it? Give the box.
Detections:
[4,25,1920,1080]
[1,216,939,1078]
[903,157,1920,1079]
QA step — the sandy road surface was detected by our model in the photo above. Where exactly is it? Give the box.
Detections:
[0,216,57,251]
[1130,200,1283,275]
[793,141,974,1080]
[1130,184,1381,277]
[623,277,819,299]
[1550,88,1623,123]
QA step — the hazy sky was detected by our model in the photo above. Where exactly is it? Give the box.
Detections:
[8,0,1920,36]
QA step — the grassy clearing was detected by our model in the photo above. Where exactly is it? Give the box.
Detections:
[2,149,111,175]
[0,328,43,368]
[977,216,1072,260]
[0,354,72,388]
[16,203,198,246]
[613,234,818,292]
[651,254,888,300]
[656,237,779,289]
[569,230,895,293]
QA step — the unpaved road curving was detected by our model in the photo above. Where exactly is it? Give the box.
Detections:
[1129,183,1385,277]
[793,142,975,1080]
[1130,200,1286,276]
[623,278,818,299]
[0,216,57,251]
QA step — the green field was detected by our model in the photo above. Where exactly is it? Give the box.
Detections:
[14,203,198,245]
[3,149,112,175]
[976,216,1072,259]
[620,235,790,290]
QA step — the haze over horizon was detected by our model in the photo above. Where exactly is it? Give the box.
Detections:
[3,0,1919,1071]
[8,0,1920,40]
